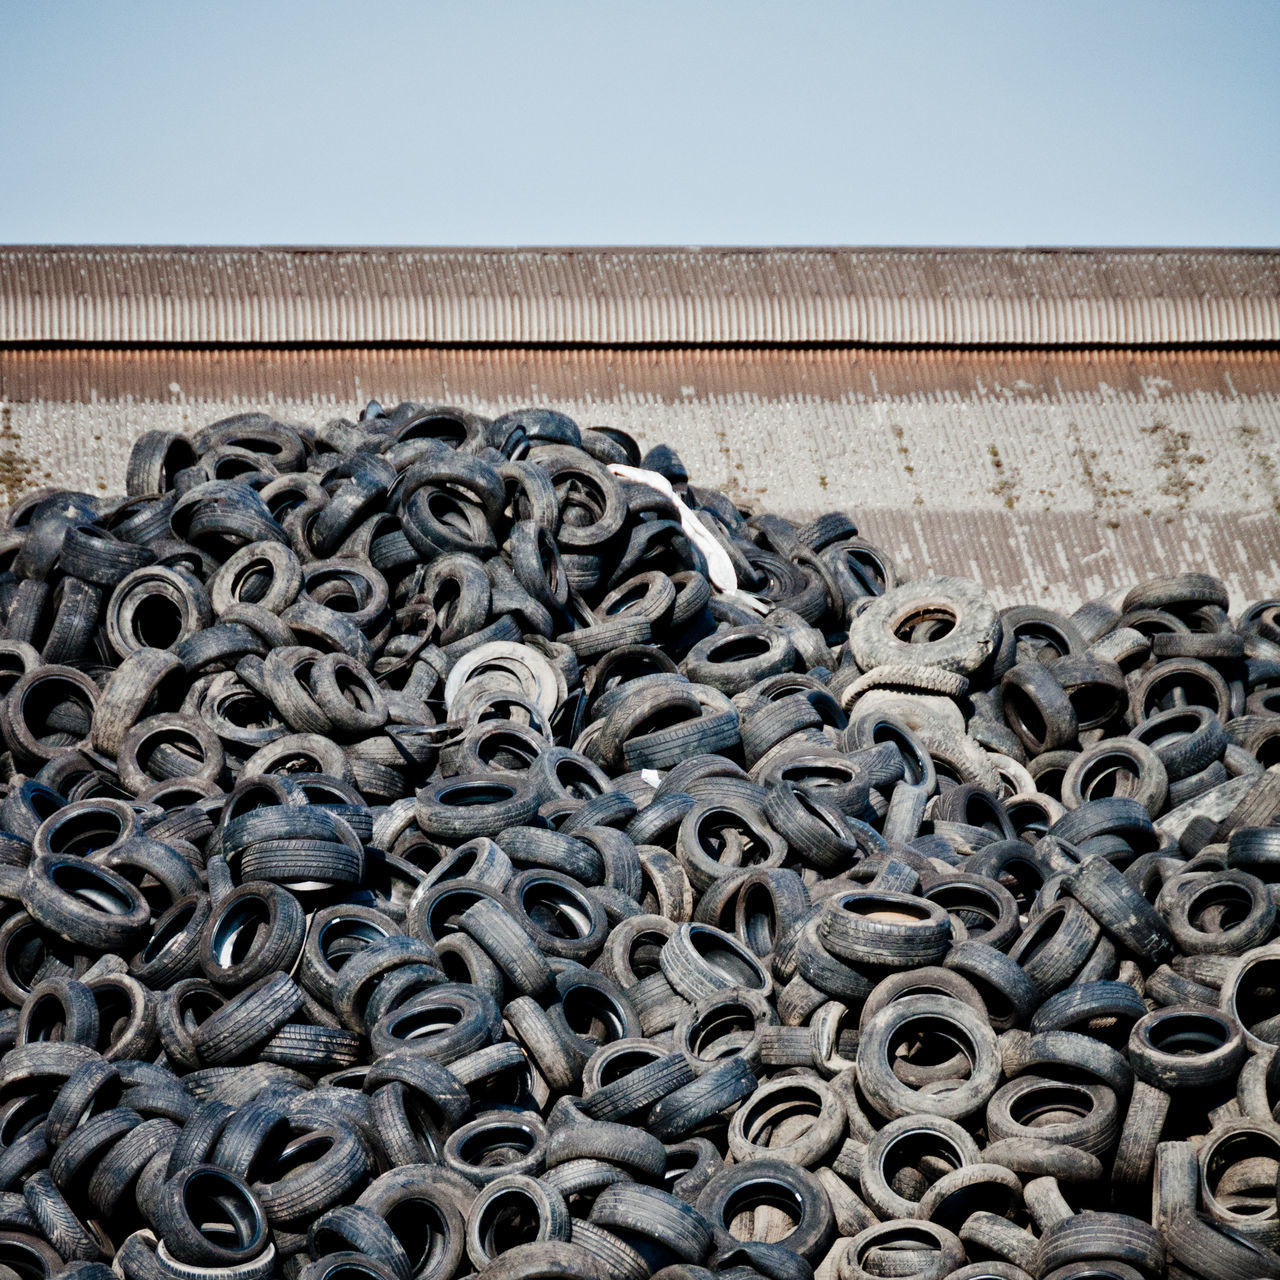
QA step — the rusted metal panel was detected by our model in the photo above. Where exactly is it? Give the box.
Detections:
[3,247,1279,347]
[7,345,1280,403]
[2,344,1276,612]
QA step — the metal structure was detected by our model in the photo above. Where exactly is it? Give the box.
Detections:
[1,246,1278,610]
[4,246,1280,346]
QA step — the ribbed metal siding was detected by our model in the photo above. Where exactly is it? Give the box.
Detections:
[3,247,1278,346]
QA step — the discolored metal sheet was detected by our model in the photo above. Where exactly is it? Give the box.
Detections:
[855,509,1280,614]
[8,344,1280,402]
[2,344,1276,612]
[3,246,1279,346]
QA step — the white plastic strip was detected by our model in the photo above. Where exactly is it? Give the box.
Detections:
[608,464,738,593]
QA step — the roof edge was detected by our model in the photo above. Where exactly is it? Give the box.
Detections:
[5,243,1280,254]
[3,246,1278,347]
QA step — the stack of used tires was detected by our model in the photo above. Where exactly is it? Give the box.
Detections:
[0,402,1275,1280]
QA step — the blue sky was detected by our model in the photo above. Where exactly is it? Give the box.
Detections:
[2,0,1276,245]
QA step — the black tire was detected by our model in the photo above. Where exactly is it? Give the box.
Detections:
[199,881,306,988]
[465,1174,571,1270]
[1067,855,1174,963]
[355,1166,468,1280]
[22,1171,104,1262]
[1128,1005,1244,1090]
[442,1110,548,1187]
[416,776,541,841]
[1033,1212,1165,1278]
[817,890,951,969]
[660,924,772,1003]
[857,994,1001,1122]
[647,1058,758,1142]
[308,1206,413,1280]
[695,1160,833,1262]
[22,853,150,950]
[546,1121,666,1180]
[1001,661,1078,754]
[457,898,555,999]
[588,1184,712,1263]
[1165,1212,1280,1279]
[985,1074,1119,1156]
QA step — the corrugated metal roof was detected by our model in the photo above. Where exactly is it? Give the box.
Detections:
[3,247,1279,347]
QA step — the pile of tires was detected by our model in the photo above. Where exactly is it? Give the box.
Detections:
[0,402,1275,1280]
